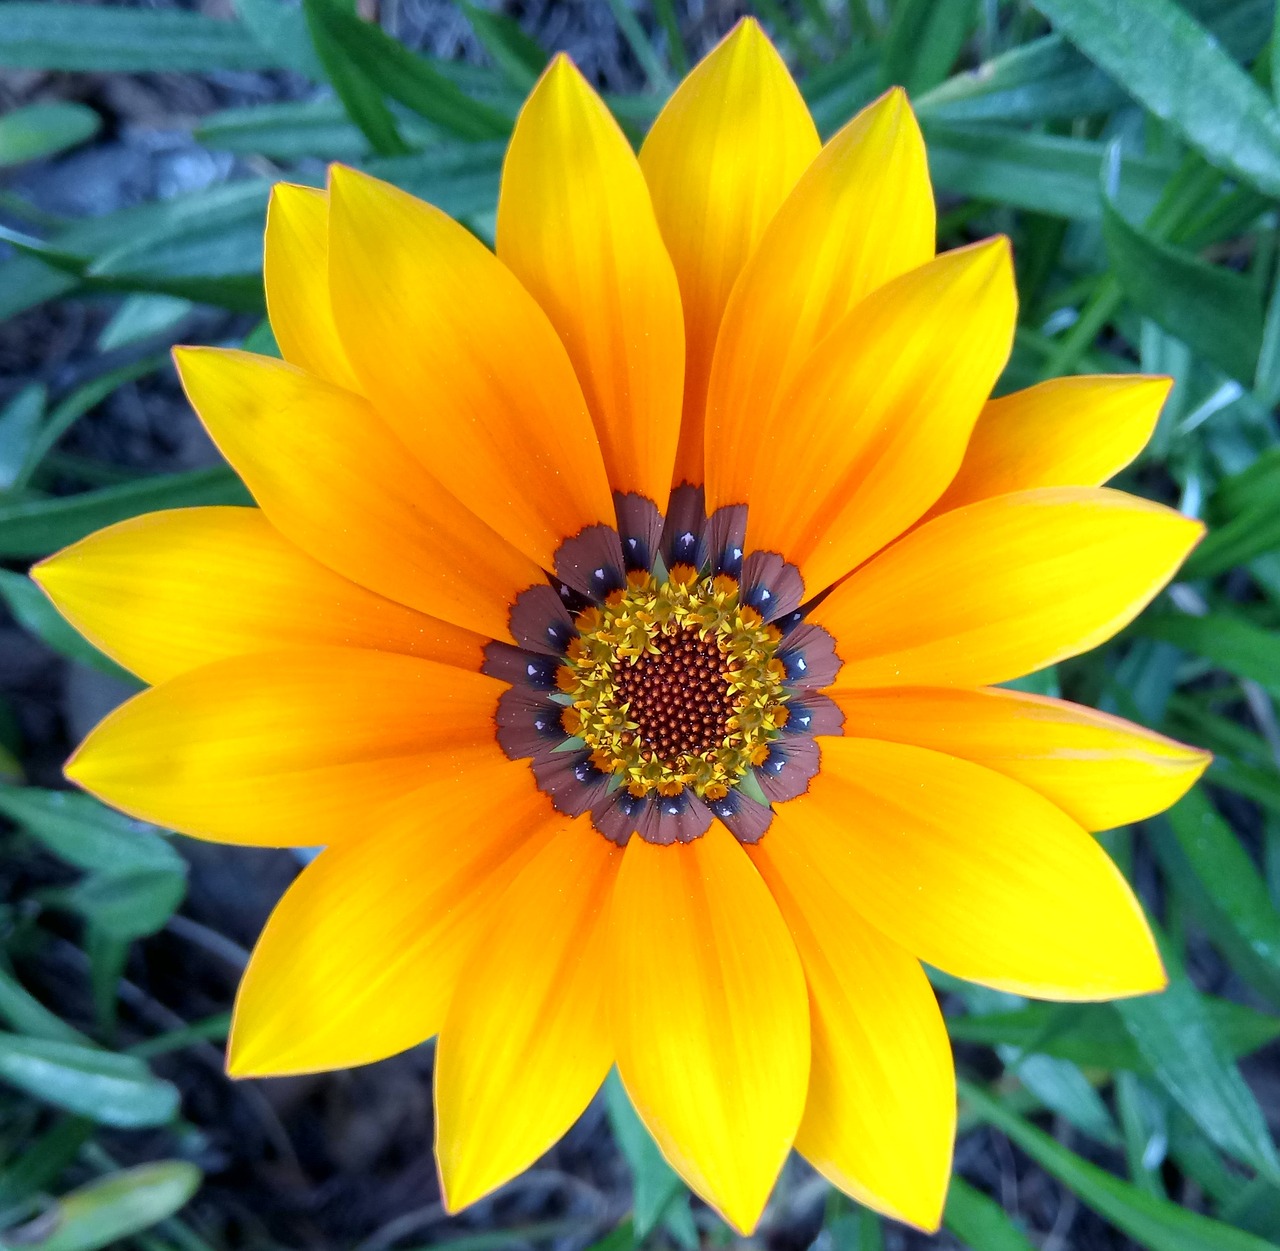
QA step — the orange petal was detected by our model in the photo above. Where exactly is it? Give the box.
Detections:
[31,507,484,684]
[436,819,619,1211]
[639,18,819,485]
[714,238,1014,595]
[65,647,508,847]
[611,821,809,1234]
[812,486,1204,689]
[497,56,684,505]
[773,737,1167,1000]
[830,686,1210,831]
[925,374,1172,520]
[263,183,361,392]
[327,165,615,565]
[704,87,934,496]
[173,346,543,642]
[749,835,954,1231]
[228,765,555,1076]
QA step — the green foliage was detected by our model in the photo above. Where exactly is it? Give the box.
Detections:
[0,2,1278,1249]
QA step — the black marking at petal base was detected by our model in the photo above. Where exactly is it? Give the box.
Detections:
[593,788,650,846]
[707,789,773,843]
[783,692,845,738]
[707,504,747,578]
[531,750,613,817]
[660,483,708,571]
[482,641,560,690]
[553,523,627,600]
[495,686,565,761]
[740,551,804,623]
[613,492,664,572]
[777,622,842,690]
[758,736,822,803]
[508,583,576,656]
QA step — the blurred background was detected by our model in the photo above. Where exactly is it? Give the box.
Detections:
[2,1,1280,1248]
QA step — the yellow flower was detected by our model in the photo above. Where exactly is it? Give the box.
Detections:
[33,20,1209,1236]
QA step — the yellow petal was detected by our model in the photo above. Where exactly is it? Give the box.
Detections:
[812,486,1204,689]
[436,819,619,1211]
[749,835,954,1231]
[704,87,934,494]
[263,183,361,392]
[32,507,484,685]
[774,737,1167,1000]
[65,647,507,847]
[229,765,556,1076]
[713,238,1014,595]
[611,821,809,1234]
[497,56,684,505]
[830,686,1210,831]
[327,165,615,564]
[174,346,543,643]
[925,374,1172,519]
[639,18,819,485]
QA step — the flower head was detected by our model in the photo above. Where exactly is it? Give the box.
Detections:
[34,20,1208,1235]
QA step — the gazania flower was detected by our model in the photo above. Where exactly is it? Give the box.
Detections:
[34,19,1208,1235]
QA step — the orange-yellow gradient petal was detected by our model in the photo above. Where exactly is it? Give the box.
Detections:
[32,507,484,685]
[65,648,508,847]
[750,835,954,1231]
[717,238,1014,595]
[611,822,809,1233]
[774,737,1166,1000]
[174,347,543,642]
[436,820,619,1211]
[497,56,684,505]
[925,374,1171,519]
[639,18,819,484]
[830,686,1210,831]
[263,183,361,392]
[705,87,935,497]
[813,487,1204,689]
[228,767,555,1077]
[327,165,615,564]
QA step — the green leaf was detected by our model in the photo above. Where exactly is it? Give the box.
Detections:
[0,1033,179,1127]
[0,102,99,167]
[234,0,324,78]
[365,142,504,222]
[1140,613,1280,701]
[1115,942,1280,1183]
[303,0,511,141]
[459,0,548,90]
[0,467,250,559]
[1004,1052,1119,1143]
[0,1161,200,1251]
[0,1118,94,1220]
[0,383,46,490]
[943,1177,1035,1250]
[0,255,77,321]
[1031,0,1280,197]
[0,784,183,875]
[883,0,977,95]
[0,569,138,681]
[0,3,278,71]
[0,964,87,1045]
[96,294,192,353]
[301,0,413,158]
[962,1078,1280,1250]
[925,124,1171,220]
[1102,198,1264,385]
[196,98,371,160]
[916,34,1123,123]
[948,997,1280,1069]
[604,1071,688,1241]
[54,868,187,942]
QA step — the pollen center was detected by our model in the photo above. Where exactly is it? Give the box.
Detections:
[555,566,790,803]
[616,625,736,758]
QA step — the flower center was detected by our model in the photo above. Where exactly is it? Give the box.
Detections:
[556,566,790,802]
